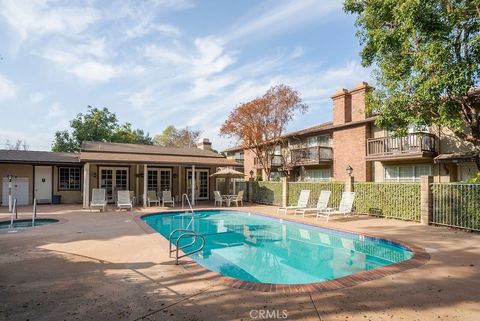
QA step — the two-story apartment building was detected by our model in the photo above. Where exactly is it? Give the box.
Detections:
[225,82,479,183]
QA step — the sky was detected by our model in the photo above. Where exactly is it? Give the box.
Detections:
[0,0,371,151]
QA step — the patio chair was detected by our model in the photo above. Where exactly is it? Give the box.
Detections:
[317,192,355,222]
[162,190,175,207]
[229,190,244,207]
[277,190,310,215]
[214,191,225,207]
[147,190,160,207]
[117,190,133,211]
[294,190,331,217]
[90,188,107,212]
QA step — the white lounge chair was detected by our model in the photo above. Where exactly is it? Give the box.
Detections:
[162,190,175,207]
[147,190,160,207]
[214,191,225,207]
[90,188,107,212]
[277,190,310,215]
[229,190,244,207]
[294,190,331,217]
[117,190,133,211]
[129,191,136,205]
[317,192,355,222]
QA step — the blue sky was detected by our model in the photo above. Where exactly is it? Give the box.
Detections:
[0,0,370,151]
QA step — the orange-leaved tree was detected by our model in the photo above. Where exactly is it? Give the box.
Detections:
[220,85,307,180]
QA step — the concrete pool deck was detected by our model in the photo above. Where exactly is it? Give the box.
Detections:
[0,203,479,321]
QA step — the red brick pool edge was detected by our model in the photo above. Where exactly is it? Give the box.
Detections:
[134,212,430,294]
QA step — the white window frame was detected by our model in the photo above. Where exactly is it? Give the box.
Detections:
[147,168,172,193]
[384,164,432,182]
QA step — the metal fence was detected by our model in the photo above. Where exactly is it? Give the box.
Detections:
[252,181,282,205]
[233,180,248,201]
[353,182,421,221]
[431,183,480,231]
[288,182,344,208]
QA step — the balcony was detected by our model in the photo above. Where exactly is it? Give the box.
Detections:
[290,146,333,166]
[253,155,283,168]
[366,133,437,161]
[234,158,244,165]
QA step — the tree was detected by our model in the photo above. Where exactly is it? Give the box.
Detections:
[112,123,153,145]
[153,126,201,147]
[220,84,307,180]
[344,0,480,169]
[5,139,28,151]
[52,106,153,152]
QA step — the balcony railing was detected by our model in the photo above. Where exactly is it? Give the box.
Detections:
[254,155,283,167]
[234,158,244,165]
[367,133,437,157]
[290,146,333,165]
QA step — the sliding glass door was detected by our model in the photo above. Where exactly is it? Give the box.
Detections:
[186,169,209,200]
[99,167,129,202]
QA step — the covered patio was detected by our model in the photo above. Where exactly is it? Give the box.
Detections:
[79,141,237,208]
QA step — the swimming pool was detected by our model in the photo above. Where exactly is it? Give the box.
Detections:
[142,210,413,284]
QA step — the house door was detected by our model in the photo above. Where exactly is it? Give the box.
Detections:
[99,167,129,203]
[34,166,52,204]
[2,177,29,206]
[187,169,209,200]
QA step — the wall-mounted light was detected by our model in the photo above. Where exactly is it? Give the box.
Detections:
[173,173,177,179]
[93,172,97,179]
[346,165,353,177]
[249,170,254,178]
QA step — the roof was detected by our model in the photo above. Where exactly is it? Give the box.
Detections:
[434,152,479,164]
[0,150,80,165]
[222,117,377,152]
[80,151,237,166]
[82,141,223,158]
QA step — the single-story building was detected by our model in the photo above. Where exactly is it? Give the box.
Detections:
[0,139,237,208]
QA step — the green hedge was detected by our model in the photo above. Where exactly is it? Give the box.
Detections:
[288,182,345,208]
[252,181,282,205]
[353,182,421,221]
[432,183,480,231]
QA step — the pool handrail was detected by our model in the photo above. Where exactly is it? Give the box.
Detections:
[32,198,37,226]
[9,198,17,229]
[181,193,194,214]
[168,228,205,264]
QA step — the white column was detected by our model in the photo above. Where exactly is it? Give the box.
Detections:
[192,165,195,205]
[83,163,90,208]
[178,166,182,201]
[143,164,148,207]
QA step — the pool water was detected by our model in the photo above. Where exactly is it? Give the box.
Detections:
[142,210,413,284]
[0,219,59,230]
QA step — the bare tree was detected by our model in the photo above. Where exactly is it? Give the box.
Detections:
[5,139,29,151]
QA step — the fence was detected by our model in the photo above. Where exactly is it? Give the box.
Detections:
[234,180,248,200]
[288,182,344,208]
[431,183,480,231]
[353,183,421,221]
[252,181,282,205]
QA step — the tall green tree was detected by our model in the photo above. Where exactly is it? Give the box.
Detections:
[153,126,201,147]
[52,106,152,152]
[344,0,480,169]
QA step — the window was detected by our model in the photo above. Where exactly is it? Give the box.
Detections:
[147,170,158,191]
[305,135,330,148]
[159,170,171,192]
[384,165,432,182]
[58,167,81,190]
[304,169,331,182]
[148,169,172,192]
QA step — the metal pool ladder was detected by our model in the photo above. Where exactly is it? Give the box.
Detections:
[181,193,194,214]
[168,229,206,265]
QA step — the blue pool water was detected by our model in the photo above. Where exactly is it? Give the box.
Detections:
[142,210,413,284]
[0,219,59,230]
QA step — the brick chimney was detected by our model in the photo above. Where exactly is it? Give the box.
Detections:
[332,88,352,125]
[349,81,371,122]
[196,138,212,150]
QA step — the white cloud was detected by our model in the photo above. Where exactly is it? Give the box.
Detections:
[224,0,342,43]
[48,103,65,118]
[125,22,181,39]
[0,74,17,100]
[29,92,47,104]
[0,0,98,41]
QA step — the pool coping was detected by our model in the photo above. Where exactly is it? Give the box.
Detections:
[134,209,430,293]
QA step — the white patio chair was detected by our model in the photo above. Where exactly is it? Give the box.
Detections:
[214,191,225,207]
[294,190,331,217]
[229,190,244,207]
[129,191,136,206]
[90,188,107,212]
[277,190,311,215]
[147,190,160,207]
[317,192,355,222]
[117,190,133,211]
[162,190,175,207]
